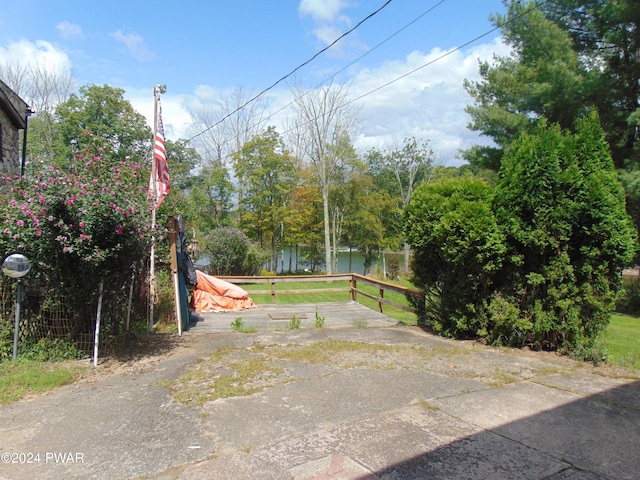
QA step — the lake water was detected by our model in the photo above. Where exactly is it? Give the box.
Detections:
[273,250,405,276]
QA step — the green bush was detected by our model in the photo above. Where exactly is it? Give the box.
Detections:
[21,338,84,362]
[405,112,637,356]
[202,227,268,276]
[493,113,637,351]
[615,279,640,315]
[404,178,506,338]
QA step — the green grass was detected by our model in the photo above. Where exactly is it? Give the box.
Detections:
[241,279,419,325]
[0,360,84,404]
[606,314,640,370]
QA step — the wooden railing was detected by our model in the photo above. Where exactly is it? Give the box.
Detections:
[218,273,422,315]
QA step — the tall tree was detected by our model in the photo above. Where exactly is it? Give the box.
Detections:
[284,176,324,273]
[366,137,435,274]
[289,83,360,273]
[464,0,640,170]
[189,87,269,225]
[54,84,151,167]
[541,0,640,167]
[233,127,298,270]
[463,1,587,169]
[165,139,200,191]
[341,168,395,276]
[1,62,74,162]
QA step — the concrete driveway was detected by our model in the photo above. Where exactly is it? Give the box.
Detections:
[0,304,638,480]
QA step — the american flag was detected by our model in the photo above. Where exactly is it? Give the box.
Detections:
[150,100,170,208]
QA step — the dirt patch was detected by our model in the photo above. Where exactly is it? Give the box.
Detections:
[70,333,192,382]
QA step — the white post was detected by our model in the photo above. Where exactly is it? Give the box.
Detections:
[173,272,182,336]
[93,280,104,367]
[126,267,135,331]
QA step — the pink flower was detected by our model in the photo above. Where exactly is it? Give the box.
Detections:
[35,229,42,236]
[16,219,24,227]
[79,221,86,228]
[115,226,123,234]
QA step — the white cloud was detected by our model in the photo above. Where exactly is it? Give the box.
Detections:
[56,21,84,40]
[299,0,349,22]
[347,37,511,165]
[109,30,154,61]
[0,39,72,73]
[298,0,363,57]
[177,37,510,167]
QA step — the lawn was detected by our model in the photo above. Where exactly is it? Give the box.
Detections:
[606,314,640,370]
[0,360,83,405]
[241,279,418,325]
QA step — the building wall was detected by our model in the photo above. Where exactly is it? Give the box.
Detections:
[0,109,21,177]
[0,80,30,178]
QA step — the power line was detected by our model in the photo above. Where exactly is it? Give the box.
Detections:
[260,1,448,131]
[190,0,448,162]
[187,0,394,144]
[192,0,549,163]
[302,0,552,129]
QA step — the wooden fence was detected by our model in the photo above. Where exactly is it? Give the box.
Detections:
[218,273,423,315]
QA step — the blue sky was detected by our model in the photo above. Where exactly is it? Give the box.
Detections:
[0,0,510,165]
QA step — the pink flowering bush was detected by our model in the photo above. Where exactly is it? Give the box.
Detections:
[0,142,157,309]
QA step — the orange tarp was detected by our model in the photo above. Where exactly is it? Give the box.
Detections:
[191,270,257,313]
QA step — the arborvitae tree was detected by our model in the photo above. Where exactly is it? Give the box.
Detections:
[404,178,506,337]
[493,111,637,354]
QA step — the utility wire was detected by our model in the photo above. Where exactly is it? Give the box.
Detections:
[191,0,448,160]
[261,0,447,129]
[282,0,551,135]
[187,0,394,144]
[191,0,549,161]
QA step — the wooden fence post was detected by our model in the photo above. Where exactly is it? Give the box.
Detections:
[350,276,357,301]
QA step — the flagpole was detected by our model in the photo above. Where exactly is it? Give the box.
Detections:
[149,84,166,329]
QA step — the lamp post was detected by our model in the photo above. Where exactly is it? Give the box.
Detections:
[2,253,32,361]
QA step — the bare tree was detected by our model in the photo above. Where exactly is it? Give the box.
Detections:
[189,87,269,168]
[0,62,73,161]
[288,82,360,274]
[189,88,270,225]
[0,62,73,114]
[388,137,436,275]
